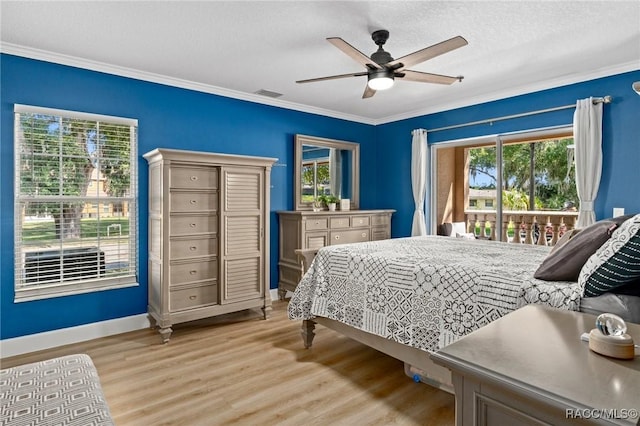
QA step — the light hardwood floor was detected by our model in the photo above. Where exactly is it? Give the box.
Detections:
[1,301,455,426]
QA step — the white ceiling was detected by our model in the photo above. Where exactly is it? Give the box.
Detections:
[2,1,639,124]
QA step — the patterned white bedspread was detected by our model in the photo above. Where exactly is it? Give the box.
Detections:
[288,236,581,353]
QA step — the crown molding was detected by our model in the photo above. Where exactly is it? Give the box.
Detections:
[0,43,377,125]
[2,43,637,127]
[375,61,640,125]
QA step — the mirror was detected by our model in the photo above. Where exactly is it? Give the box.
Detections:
[294,134,360,211]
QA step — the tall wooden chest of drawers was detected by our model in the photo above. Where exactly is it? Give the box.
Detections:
[277,209,394,299]
[144,148,276,342]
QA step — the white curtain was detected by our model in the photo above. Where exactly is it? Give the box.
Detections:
[573,97,603,228]
[329,148,342,197]
[411,129,428,236]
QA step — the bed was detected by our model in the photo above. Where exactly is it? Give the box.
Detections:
[287,227,640,390]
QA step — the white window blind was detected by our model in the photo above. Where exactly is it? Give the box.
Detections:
[14,104,139,301]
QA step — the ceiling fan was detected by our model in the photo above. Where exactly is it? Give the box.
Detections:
[296,30,468,98]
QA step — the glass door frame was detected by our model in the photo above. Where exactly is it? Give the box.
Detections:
[428,124,572,240]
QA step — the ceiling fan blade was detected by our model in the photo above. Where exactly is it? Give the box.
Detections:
[327,37,383,70]
[296,72,367,84]
[398,70,463,85]
[387,36,468,70]
[362,85,376,99]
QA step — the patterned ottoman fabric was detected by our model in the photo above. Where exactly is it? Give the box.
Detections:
[0,354,114,426]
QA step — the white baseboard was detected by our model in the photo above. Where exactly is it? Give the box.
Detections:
[0,314,151,359]
[1,289,283,359]
[269,288,280,302]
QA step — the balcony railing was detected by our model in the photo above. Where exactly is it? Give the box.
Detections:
[464,210,579,246]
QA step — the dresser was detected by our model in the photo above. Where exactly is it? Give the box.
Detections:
[277,209,394,299]
[144,148,276,342]
[431,305,640,426]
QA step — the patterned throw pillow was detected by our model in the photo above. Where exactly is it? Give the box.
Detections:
[579,214,640,297]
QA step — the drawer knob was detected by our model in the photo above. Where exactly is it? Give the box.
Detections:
[190,199,197,205]
[315,221,320,225]
[190,176,198,181]
[189,246,197,251]
[358,220,363,224]
[362,233,367,238]
[335,235,340,240]
[190,270,197,275]
[190,223,197,228]
[189,295,197,300]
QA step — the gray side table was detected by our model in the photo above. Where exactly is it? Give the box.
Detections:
[431,305,640,426]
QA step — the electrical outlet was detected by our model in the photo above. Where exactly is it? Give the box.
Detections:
[613,208,625,217]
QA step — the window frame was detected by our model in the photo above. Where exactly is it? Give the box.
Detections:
[13,104,139,302]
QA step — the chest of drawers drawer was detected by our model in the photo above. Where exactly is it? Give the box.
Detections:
[371,214,390,226]
[351,216,370,227]
[305,218,328,230]
[171,166,218,189]
[170,259,218,286]
[170,215,218,236]
[330,217,351,229]
[330,229,370,245]
[170,237,218,259]
[170,283,218,311]
[170,191,218,213]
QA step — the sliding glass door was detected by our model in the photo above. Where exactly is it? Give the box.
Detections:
[430,126,578,245]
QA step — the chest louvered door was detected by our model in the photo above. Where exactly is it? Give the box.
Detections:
[220,166,265,303]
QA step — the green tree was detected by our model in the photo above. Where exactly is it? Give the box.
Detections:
[502,189,529,210]
[468,138,577,210]
[18,114,131,240]
[468,146,497,188]
[301,162,330,195]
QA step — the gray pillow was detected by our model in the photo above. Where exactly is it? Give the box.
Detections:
[534,215,632,281]
[549,228,580,254]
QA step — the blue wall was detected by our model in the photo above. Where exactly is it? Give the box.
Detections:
[1,53,638,340]
[0,54,377,339]
[376,71,640,237]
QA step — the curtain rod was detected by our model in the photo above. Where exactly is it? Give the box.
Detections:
[427,95,612,134]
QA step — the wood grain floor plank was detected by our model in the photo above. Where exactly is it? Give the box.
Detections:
[1,301,454,425]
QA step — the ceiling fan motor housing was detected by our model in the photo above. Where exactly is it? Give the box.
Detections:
[371,49,393,65]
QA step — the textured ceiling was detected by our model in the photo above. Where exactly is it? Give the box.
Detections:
[2,1,639,124]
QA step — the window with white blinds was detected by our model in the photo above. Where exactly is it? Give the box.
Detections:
[14,104,139,301]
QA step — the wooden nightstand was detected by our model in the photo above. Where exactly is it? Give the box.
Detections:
[431,305,640,426]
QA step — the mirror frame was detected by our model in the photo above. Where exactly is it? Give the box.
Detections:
[294,134,360,211]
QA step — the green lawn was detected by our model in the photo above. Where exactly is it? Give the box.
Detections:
[22,217,130,242]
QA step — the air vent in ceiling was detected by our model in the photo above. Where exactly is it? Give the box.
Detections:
[254,89,283,98]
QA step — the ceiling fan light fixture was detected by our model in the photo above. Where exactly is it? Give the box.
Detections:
[367,70,395,91]
[299,31,467,99]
